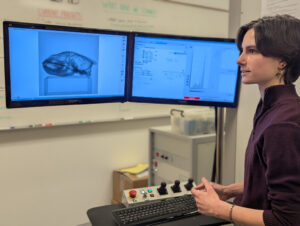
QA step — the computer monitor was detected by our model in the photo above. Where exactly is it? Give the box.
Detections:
[129,33,241,108]
[3,21,129,108]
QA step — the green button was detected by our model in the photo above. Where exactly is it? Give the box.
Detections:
[148,189,152,193]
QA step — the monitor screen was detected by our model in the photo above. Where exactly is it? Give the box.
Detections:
[129,33,241,108]
[3,21,129,108]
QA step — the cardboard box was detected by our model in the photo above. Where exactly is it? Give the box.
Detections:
[112,170,148,204]
[111,199,119,205]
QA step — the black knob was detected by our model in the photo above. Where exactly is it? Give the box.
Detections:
[171,180,181,193]
[157,182,168,195]
[184,178,194,191]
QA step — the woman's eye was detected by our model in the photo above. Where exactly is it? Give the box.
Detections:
[248,49,257,54]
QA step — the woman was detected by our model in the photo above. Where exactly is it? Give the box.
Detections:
[191,15,300,225]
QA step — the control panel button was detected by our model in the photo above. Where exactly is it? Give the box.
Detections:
[129,190,137,198]
[150,194,154,197]
[148,189,153,193]
[140,190,147,198]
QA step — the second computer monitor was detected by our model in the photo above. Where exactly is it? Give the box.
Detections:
[129,33,240,108]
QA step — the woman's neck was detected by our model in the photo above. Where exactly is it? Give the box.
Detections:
[259,81,285,101]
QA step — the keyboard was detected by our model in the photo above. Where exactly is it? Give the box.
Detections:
[111,194,199,226]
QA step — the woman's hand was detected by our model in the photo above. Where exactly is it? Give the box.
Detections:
[191,178,264,225]
[191,177,224,216]
[193,179,232,201]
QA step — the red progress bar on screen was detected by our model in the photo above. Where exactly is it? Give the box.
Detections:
[184,96,200,100]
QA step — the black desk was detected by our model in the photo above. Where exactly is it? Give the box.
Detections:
[87,203,230,226]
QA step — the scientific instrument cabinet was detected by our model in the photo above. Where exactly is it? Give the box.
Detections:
[149,126,216,186]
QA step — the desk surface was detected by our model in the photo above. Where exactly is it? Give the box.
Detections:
[87,203,230,226]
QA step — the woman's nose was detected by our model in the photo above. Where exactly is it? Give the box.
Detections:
[236,52,246,66]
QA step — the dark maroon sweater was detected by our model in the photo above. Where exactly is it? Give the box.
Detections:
[234,84,300,225]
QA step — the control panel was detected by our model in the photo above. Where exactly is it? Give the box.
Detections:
[122,179,196,207]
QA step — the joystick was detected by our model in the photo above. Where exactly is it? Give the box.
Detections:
[184,178,194,191]
[171,180,181,193]
[157,182,168,195]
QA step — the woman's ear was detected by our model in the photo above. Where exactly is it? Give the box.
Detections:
[278,59,287,70]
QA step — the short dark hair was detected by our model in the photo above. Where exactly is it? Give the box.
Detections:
[236,14,300,84]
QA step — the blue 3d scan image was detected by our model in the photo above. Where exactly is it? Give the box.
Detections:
[5,22,128,107]
[38,30,99,96]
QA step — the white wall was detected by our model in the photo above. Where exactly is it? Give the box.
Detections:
[0,118,169,226]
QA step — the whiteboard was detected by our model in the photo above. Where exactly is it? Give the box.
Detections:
[261,0,300,18]
[0,0,229,130]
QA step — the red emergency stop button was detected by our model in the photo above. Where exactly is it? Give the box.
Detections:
[129,190,137,198]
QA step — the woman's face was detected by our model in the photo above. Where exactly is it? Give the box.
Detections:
[236,29,284,89]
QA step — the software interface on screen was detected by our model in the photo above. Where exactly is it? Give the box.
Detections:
[132,36,240,104]
[8,27,127,101]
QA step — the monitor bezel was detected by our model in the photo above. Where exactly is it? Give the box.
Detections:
[3,21,131,108]
[127,32,241,108]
